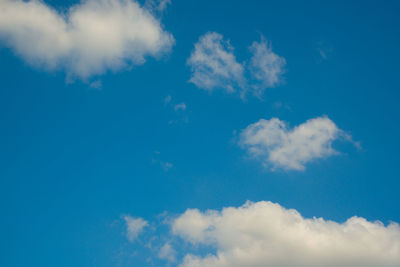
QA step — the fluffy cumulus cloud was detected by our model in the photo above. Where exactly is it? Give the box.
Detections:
[239,116,348,170]
[187,32,246,94]
[0,0,174,79]
[172,201,400,267]
[124,215,148,242]
[187,32,285,97]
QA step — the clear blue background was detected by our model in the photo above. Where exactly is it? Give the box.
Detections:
[1,0,399,266]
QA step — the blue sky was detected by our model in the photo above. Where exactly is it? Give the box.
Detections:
[1,0,400,266]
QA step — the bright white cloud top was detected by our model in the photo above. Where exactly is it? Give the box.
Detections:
[187,32,285,97]
[239,116,349,170]
[123,215,148,242]
[172,201,400,267]
[0,0,174,79]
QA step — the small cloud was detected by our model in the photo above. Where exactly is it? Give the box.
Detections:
[316,41,333,61]
[248,37,286,96]
[187,32,245,94]
[318,48,328,60]
[123,216,148,243]
[152,152,174,171]
[89,80,102,90]
[174,102,186,111]
[272,101,291,111]
[239,116,357,170]
[164,96,188,124]
[158,242,177,262]
[164,95,172,105]
[160,161,173,172]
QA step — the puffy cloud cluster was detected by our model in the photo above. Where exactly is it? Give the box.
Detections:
[0,0,174,79]
[172,201,400,267]
[239,116,347,170]
[187,32,285,97]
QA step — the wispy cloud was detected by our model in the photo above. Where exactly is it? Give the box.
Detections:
[187,32,286,98]
[152,151,174,172]
[164,95,172,105]
[145,0,172,13]
[174,102,186,111]
[89,80,102,90]
[0,0,174,80]
[123,216,148,243]
[160,161,173,171]
[187,32,246,94]
[316,41,333,61]
[158,242,177,262]
[164,95,188,124]
[248,37,286,96]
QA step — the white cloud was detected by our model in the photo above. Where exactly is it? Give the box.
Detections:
[249,38,286,96]
[239,116,348,170]
[124,216,148,242]
[174,102,186,111]
[158,242,177,262]
[172,201,400,267]
[187,32,285,98]
[187,32,246,94]
[0,0,174,79]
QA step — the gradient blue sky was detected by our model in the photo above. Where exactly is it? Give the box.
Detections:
[1,0,400,266]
